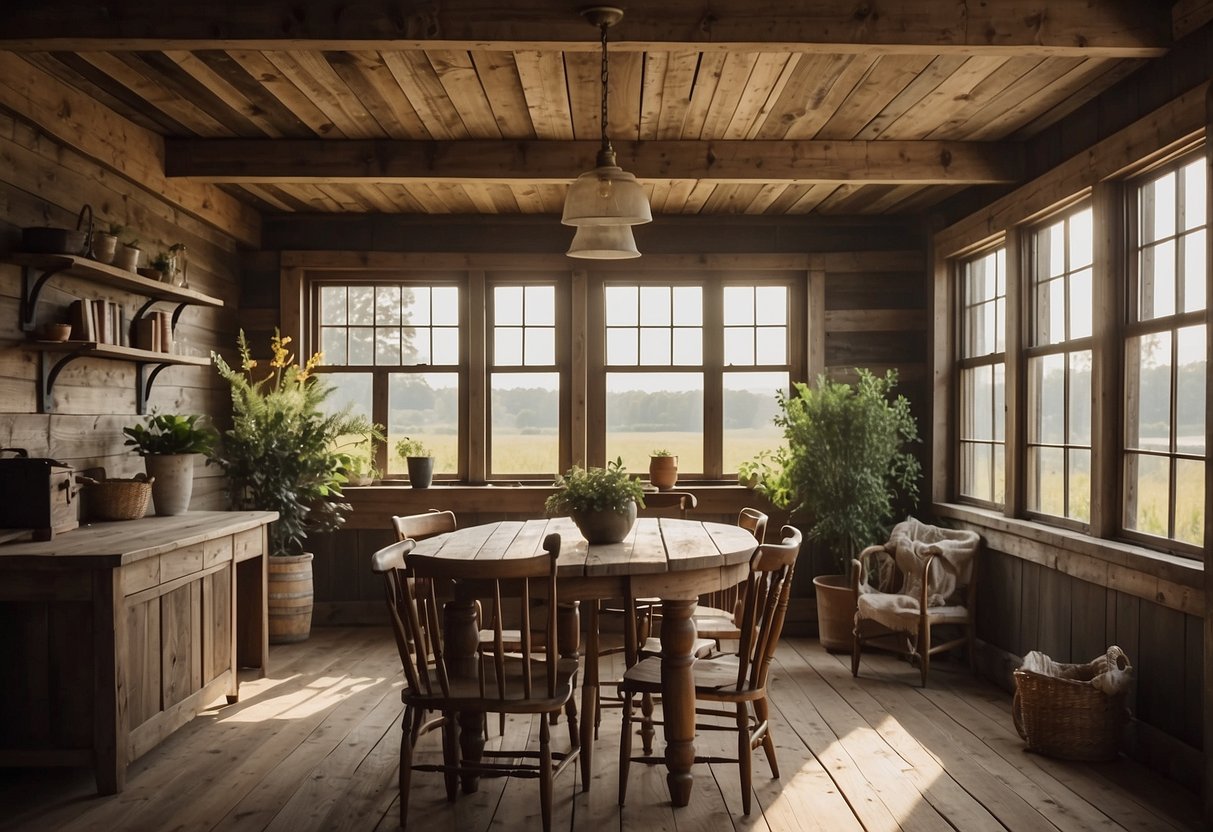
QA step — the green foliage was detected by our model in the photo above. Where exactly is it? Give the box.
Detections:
[650,448,673,457]
[544,457,647,516]
[337,435,380,483]
[395,437,431,459]
[151,251,172,272]
[107,223,125,237]
[123,412,216,456]
[776,369,921,570]
[211,330,383,556]
[737,447,793,508]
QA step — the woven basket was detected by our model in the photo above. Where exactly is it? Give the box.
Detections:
[86,475,154,521]
[1012,646,1131,761]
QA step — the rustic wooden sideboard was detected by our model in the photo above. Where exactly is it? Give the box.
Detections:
[0,511,275,793]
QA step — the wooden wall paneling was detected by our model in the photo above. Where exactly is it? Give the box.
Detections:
[1034,568,1072,660]
[1183,612,1202,750]
[1136,600,1187,741]
[1090,181,1124,538]
[160,585,195,711]
[1068,578,1108,666]
[1017,559,1041,659]
[1113,591,1142,715]
[125,597,161,729]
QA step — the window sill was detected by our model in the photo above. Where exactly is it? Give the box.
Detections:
[933,502,1203,614]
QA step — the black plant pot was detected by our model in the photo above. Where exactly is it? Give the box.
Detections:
[406,456,434,488]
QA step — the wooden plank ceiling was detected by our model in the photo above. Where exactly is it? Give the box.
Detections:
[4,1,1187,217]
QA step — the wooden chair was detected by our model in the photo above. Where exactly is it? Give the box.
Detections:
[693,508,769,647]
[640,490,697,518]
[390,509,457,543]
[617,525,803,815]
[850,518,981,687]
[373,533,580,832]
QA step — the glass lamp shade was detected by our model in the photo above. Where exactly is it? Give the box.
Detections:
[566,224,641,259]
[561,164,652,227]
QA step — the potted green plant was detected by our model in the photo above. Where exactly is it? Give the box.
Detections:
[339,434,380,486]
[211,330,382,643]
[122,412,217,516]
[395,437,434,489]
[545,457,647,544]
[648,448,678,490]
[774,368,921,651]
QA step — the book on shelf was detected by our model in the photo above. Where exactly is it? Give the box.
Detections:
[68,300,93,341]
[134,315,159,352]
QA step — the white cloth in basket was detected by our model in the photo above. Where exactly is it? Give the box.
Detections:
[1020,649,1132,696]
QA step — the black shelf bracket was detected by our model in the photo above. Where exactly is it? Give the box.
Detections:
[21,264,70,332]
[137,363,173,415]
[38,346,90,413]
[131,300,191,344]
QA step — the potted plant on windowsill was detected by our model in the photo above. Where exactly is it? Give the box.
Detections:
[122,412,217,516]
[395,437,434,489]
[774,368,921,652]
[211,329,382,644]
[339,435,380,486]
[648,448,678,490]
[545,457,647,544]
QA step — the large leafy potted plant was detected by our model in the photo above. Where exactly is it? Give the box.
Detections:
[775,368,921,651]
[545,457,647,544]
[211,330,381,643]
[122,412,217,516]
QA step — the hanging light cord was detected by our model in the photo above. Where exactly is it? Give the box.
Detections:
[598,20,615,165]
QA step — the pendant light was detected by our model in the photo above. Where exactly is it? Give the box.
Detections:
[563,6,651,258]
[567,224,641,259]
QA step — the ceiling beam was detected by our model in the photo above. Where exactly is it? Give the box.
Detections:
[165,139,1024,185]
[0,0,1170,57]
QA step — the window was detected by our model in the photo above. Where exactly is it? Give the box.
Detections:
[958,248,1007,505]
[1123,156,1206,548]
[314,279,463,478]
[490,283,561,477]
[598,277,794,478]
[1026,206,1093,524]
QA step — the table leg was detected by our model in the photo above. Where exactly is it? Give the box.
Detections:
[580,603,598,789]
[235,535,268,679]
[659,598,697,807]
[443,592,482,792]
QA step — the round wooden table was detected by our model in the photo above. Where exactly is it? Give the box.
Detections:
[408,516,759,808]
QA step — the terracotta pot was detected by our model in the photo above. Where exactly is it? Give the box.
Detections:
[144,453,195,516]
[40,322,72,342]
[813,573,856,653]
[90,232,118,264]
[406,456,434,488]
[649,455,678,490]
[113,245,141,272]
[268,553,314,644]
[571,501,637,544]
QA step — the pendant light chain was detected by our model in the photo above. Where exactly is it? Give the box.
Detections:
[599,20,612,155]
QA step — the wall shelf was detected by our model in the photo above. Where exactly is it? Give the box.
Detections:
[7,252,223,414]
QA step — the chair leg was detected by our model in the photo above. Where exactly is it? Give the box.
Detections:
[441,710,459,802]
[618,691,634,806]
[540,716,553,832]
[851,624,862,678]
[919,619,931,688]
[399,706,416,829]
[565,696,579,751]
[737,702,752,815]
[640,692,655,756]
[754,697,779,778]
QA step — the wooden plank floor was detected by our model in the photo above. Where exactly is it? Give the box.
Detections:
[0,627,1200,832]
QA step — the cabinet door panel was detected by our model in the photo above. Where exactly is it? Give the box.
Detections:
[127,597,162,727]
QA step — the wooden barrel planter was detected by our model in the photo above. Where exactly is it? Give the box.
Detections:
[267,552,315,644]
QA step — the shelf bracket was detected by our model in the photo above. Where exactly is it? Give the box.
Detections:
[38,346,91,413]
[130,300,191,344]
[137,363,172,415]
[21,265,70,332]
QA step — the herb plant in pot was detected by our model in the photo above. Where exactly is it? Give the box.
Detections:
[545,457,646,544]
[774,368,921,652]
[395,437,434,488]
[122,412,217,516]
[211,330,382,644]
[648,448,678,490]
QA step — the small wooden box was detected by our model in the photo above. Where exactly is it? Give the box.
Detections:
[0,454,79,540]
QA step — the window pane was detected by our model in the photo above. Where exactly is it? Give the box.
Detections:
[993,363,1005,441]
[432,287,459,326]
[320,286,346,325]
[1070,268,1093,339]
[1028,445,1065,517]
[970,365,993,441]
[1069,449,1091,523]
[607,328,638,365]
[673,328,701,364]
[672,287,702,325]
[375,327,400,364]
[405,287,431,326]
[349,327,374,365]
[1030,353,1065,444]
[1141,170,1176,243]
[723,286,754,325]
[1175,458,1205,545]
[321,327,346,364]
[1126,331,1171,451]
[723,327,754,365]
[639,327,671,364]
[756,327,787,365]
[1182,230,1206,313]
[1124,452,1170,537]
[755,286,787,325]
[496,286,523,325]
[1182,158,1206,230]
[319,372,372,421]
[723,372,786,473]
[432,327,459,365]
[495,327,523,365]
[387,373,459,476]
[525,285,555,325]
[606,286,638,326]
[1069,350,1092,445]
[961,442,993,502]
[1141,240,1177,319]
[1071,208,1093,269]
[376,286,401,325]
[1176,325,1205,455]
[525,328,556,365]
[491,372,559,476]
[639,286,671,326]
[606,372,703,474]
[403,326,429,364]
[348,287,374,325]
